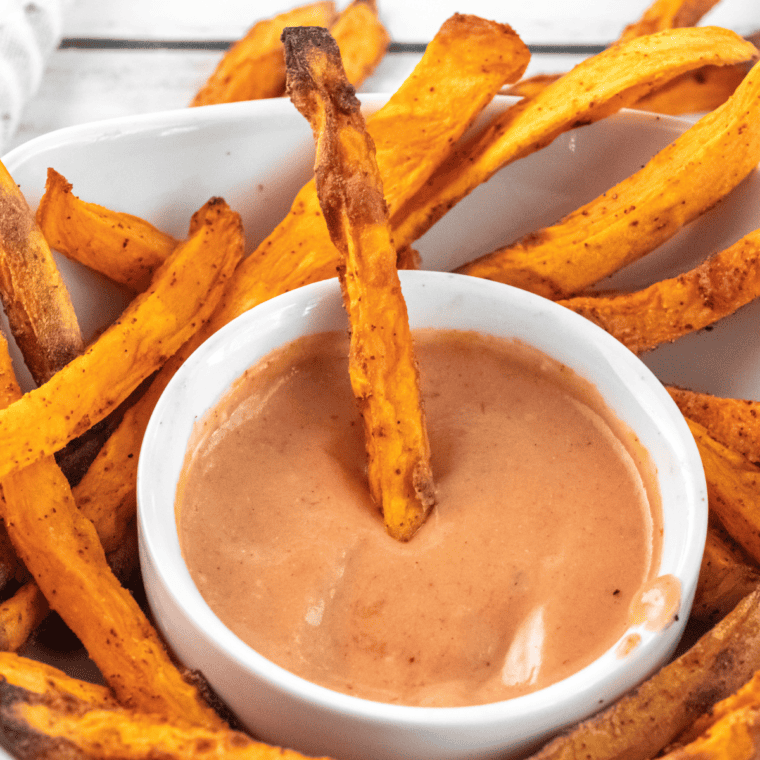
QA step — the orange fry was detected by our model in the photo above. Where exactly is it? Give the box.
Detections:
[36,168,178,291]
[284,26,435,541]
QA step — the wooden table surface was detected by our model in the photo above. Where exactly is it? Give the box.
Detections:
[7,0,760,152]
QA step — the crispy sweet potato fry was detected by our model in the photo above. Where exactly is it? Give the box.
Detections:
[458,57,760,299]
[36,168,178,291]
[216,13,529,324]
[635,63,749,115]
[328,0,389,88]
[0,160,83,385]
[0,333,224,728]
[0,198,243,481]
[0,652,114,707]
[559,227,760,353]
[0,583,48,653]
[393,27,758,258]
[668,387,760,466]
[617,0,722,43]
[659,705,760,759]
[190,1,337,107]
[284,26,435,541]
[527,588,760,760]
[686,418,760,567]
[0,671,324,760]
[693,523,760,625]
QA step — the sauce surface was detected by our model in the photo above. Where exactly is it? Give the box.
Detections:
[177,329,661,707]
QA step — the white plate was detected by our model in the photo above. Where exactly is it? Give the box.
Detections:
[1,94,758,753]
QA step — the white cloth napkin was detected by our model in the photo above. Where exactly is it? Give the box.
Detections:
[0,0,66,151]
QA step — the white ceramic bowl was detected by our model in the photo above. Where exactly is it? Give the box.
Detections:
[137,270,706,760]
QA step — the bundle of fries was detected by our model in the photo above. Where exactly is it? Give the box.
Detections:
[0,0,760,757]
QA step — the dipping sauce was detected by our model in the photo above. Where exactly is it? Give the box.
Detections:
[176,329,662,707]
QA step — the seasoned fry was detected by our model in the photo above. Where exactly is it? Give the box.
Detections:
[0,670,323,760]
[668,386,760,466]
[217,12,529,324]
[686,418,760,567]
[528,589,760,760]
[693,523,760,625]
[659,705,760,759]
[283,26,435,541]
[190,2,337,107]
[36,168,178,291]
[0,198,243,481]
[617,0,722,43]
[559,227,760,353]
[392,27,758,256]
[635,63,749,115]
[0,652,114,707]
[0,160,83,385]
[0,583,48,653]
[328,0,389,88]
[0,333,224,728]
[458,57,760,299]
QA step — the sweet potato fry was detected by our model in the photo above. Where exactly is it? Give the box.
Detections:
[635,63,749,115]
[36,168,178,291]
[617,0,722,43]
[392,27,758,257]
[693,523,760,625]
[284,26,435,541]
[0,670,324,760]
[659,705,760,759]
[0,333,224,728]
[217,12,529,324]
[0,160,83,385]
[559,227,760,353]
[190,1,337,107]
[528,588,760,760]
[458,57,760,299]
[668,386,760,466]
[0,583,48,653]
[328,0,390,88]
[0,652,114,706]
[0,198,243,481]
[686,418,760,567]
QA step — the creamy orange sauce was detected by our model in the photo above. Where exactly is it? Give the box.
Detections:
[177,329,663,707]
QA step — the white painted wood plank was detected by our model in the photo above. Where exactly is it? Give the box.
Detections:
[8,48,587,151]
[62,0,760,43]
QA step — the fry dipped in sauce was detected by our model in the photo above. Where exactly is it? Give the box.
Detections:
[282,25,435,541]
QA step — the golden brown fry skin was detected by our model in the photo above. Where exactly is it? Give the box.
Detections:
[0,160,83,385]
[668,387,760,467]
[36,168,178,291]
[190,2,337,106]
[635,63,748,115]
[0,198,243,481]
[693,523,760,625]
[458,55,760,299]
[0,652,114,707]
[0,674,327,760]
[393,27,758,258]
[687,418,760,567]
[0,334,224,729]
[329,0,389,88]
[0,583,49,653]
[283,26,435,540]
[559,228,760,353]
[617,0,722,43]
[528,589,760,760]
